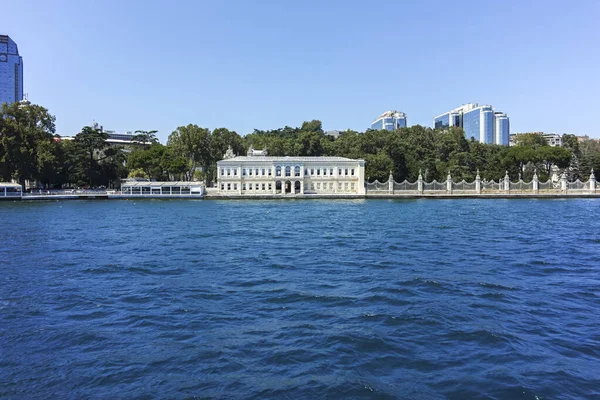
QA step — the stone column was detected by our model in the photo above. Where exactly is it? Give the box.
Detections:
[504,171,510,192]
[417,169,424,194]
[533,171,539,193]
[446,171,452,193]
[300,180,304,194]
[388,171,394,194]
[332,166,337,194]
[357,161,366,195]
[475,169,481,194]
[561,172,568,193]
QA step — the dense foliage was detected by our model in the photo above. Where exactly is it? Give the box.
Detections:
[1,102,599,188]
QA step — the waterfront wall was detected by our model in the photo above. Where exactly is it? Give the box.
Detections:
[5,170,600,201]
[365,170,597,196]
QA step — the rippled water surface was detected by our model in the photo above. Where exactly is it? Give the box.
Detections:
[1,199,600,399]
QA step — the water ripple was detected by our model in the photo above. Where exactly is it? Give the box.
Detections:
[1,198,599,399]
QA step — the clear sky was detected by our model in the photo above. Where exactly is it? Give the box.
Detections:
[4,0,600,142]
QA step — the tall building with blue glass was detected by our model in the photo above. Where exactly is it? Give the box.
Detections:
[433,103,510,145]
[370,110,407,131]
[0,35,23,106]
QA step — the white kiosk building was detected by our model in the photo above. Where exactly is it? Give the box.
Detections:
[217,147,365,196]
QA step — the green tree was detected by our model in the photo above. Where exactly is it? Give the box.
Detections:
[36,138,61,187]
[536,146,572,178]
[207,128,246,183]
[161,148,188,181]
[514,133,547,148]
[73,126,111,186]
[364,153,393,182]
[0,101,56,186]
[562,134,580,157]
[300,120,324,134]
[128,168,149,179]
[167,124,211,181]
[296,130,325,156]
[128,144,169,180]
[132,130,159,145]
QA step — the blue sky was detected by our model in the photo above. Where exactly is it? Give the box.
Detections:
[4,0,600,142]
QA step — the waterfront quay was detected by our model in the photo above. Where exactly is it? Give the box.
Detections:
[2,169,598,201]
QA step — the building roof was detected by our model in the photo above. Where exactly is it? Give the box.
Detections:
[434,103,501,120]
[372,110,406,123]
[0,182,23,188]
[218,156,363,163]
[121,181,204,187]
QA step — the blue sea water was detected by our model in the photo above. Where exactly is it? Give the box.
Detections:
[1,199,599,399]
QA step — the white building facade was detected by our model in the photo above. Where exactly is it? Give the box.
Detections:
[542,133,562,147]
[217,147,365,196]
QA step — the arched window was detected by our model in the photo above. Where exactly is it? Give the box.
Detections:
[285,166,291,177]
[294,166,300,177]
[276,166,282,176]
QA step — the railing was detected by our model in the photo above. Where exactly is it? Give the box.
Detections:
[452,180,476,192]
[538,180,559,191]
[393,180,418,191]
[23,189,109,196]
[423,180,446,191]
[365,174,598,196]
[509,180,534,192]
[567,180,586,190]
[365,180,388,192]
[482,180,501,191]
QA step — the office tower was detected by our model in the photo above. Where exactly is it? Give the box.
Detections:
[433,103,510,145]
[371,110,407,131]
[0,35,24,105]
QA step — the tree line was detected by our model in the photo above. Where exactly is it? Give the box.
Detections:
[1,101,599,188]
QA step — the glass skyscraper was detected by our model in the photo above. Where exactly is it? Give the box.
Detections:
[434,112,461,130]
[370,111,407,131]
[433,103,510,145]
[0,35,23,105]
[495,112,510,145]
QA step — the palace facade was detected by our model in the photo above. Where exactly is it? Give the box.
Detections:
[216,147,365,196]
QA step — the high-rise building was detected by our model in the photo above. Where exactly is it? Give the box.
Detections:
[494,112,510,146]
[0,35,24,105]
[370,110,407,131]
[433,103,510,145]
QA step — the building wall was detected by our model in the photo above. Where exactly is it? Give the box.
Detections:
[543,134,562,147]
[217,158,366,196]
[451,113,461,127]
[371,119,384,130]
[462,108,481,142]
[434,114,450,129]
[0,35,23,105]
[371,111,407,131]
[482,107,494,144]
[495,116,510,145]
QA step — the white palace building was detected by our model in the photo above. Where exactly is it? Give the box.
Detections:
[216,147,365,196]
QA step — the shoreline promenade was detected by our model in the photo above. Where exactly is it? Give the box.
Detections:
[3,170,597,201]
